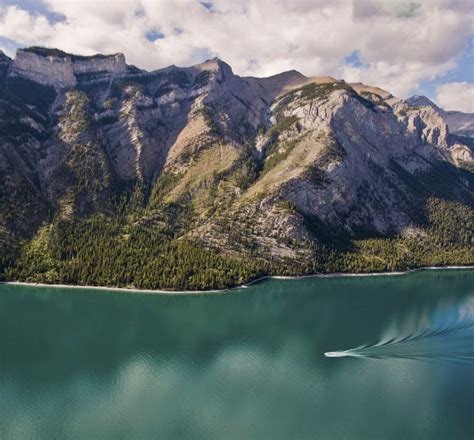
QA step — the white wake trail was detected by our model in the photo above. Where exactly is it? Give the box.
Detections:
[325,297,474,362]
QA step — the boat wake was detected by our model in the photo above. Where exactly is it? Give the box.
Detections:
[325,297,474,362]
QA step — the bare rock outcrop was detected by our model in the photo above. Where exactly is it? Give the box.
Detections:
[11,48,127,89]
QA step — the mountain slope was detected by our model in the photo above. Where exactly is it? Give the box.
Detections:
[0,47,472,289]
[406,95,474,138]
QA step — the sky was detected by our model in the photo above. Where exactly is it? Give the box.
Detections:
[0,0,473,112]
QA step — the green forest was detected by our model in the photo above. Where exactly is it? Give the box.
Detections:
[2,196,472,291]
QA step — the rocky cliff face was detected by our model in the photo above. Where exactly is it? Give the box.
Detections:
[185,79,472,259]
[406,95,474,138]
[11,47,128,89]
[0,47,472,281]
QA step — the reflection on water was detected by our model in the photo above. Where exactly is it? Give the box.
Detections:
[0,269,473,439]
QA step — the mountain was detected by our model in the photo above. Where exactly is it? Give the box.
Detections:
[0,47,473,290]
[406,95,474,138]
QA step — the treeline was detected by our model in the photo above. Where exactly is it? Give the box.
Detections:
[315,198,474,274]
[3,197,473,290]
[5,215,267,290]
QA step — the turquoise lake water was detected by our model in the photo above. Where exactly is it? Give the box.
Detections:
[0,269,473,439]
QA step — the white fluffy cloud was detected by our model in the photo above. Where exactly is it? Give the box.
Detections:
[0,0,472,98]
[436,82,474,113]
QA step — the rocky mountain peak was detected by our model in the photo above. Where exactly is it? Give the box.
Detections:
[256,69,307,97]
[405,95,440,109]
[193,57,234,82]
[406,94,474,137]
[11,47,128,89]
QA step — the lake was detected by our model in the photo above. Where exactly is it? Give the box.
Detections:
[0,269,473,439]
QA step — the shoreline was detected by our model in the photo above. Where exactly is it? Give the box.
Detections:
[1,265,473,296]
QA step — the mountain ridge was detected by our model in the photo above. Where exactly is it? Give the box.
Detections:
[406,94,474,138]
[0,47,472,290]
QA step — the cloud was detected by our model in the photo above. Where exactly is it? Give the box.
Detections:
[0,0,472,97]
[436,82,474,113]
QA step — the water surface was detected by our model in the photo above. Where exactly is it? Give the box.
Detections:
[0,269,473,439]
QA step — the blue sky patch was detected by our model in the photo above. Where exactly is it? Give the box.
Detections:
[146,28,165,42]
[345,50,368,69]
[417,42,474,101]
